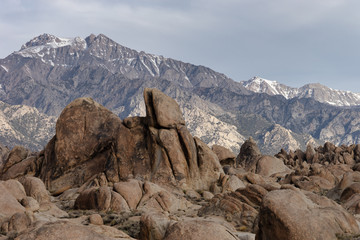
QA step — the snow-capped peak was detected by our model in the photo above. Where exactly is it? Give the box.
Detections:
[241,76,360,107]
[241,76,298,99]
[15,34,86,58]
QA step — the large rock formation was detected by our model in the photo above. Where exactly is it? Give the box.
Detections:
[257,189,360,240]
[37,88,223,194]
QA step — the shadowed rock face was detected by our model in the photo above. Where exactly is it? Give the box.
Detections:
[38,88,223,194]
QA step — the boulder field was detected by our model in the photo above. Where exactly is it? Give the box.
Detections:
[0,88,360,239]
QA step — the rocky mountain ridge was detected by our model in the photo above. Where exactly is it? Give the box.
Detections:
[241,76,360,106]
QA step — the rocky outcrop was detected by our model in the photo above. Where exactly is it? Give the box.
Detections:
[35,89,223,194]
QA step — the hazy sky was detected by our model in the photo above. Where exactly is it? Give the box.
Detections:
[1,0,360,91]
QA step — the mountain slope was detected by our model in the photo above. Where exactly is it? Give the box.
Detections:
[0,100,56,149]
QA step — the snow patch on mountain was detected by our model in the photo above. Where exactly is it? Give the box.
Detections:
[0,65,8,72]
[242,76,300,99]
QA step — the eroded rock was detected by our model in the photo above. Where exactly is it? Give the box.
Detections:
[257,189,360,240]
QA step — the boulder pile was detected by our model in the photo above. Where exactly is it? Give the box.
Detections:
[0,88,360,239]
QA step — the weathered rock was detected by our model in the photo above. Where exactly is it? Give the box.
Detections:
[109,191,130,213]
[194,137,223,190]
[245,172,266,185]
[89,214,103,225]
[0,182,25,219]
[1,146,29,174]
[20,197,40,212]
[305,144,315,162]
[139,190,191,213]
[255,155,290,177]
[257,189,360,240]
[202,191,214,200]
[20,177,50,204]
[2,179,26,201]
[0,143,9,169]
[57,188,80,209]
[310,164,337,187]
[324,142,336,153]
[40,97,122,194]
[222,175,246,192]
[327,171,360,200]
[341,182,360,202]
[113,179,143,210]
[185,189,201,199]
[15,221,132,240]
[38,202,69,218]
[237,184,268,206]
[144,88,185,128]
[7,211,33,233]
[85,224,135,239]
[343,193,360,214]
[158,129,189,182]
[35,91,223,194]
[139,211,171,240]
[163,220,238,240]
[176,125,200,183]
[198,190,259,232]
[294,175,334,193]
[138,181,165,205]
[343,152,355,166]
[0,155,36,180]
[212,145,236,167]
[123,116,144,129]
[74,186,111,211]
[236,137,261,171]
[235,232,256,240]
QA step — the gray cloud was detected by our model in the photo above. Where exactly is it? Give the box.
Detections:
[1,0,360,91]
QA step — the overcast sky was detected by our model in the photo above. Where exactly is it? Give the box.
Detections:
[1,0,360,91]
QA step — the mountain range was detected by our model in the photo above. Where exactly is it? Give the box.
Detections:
[1,33,360,154]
